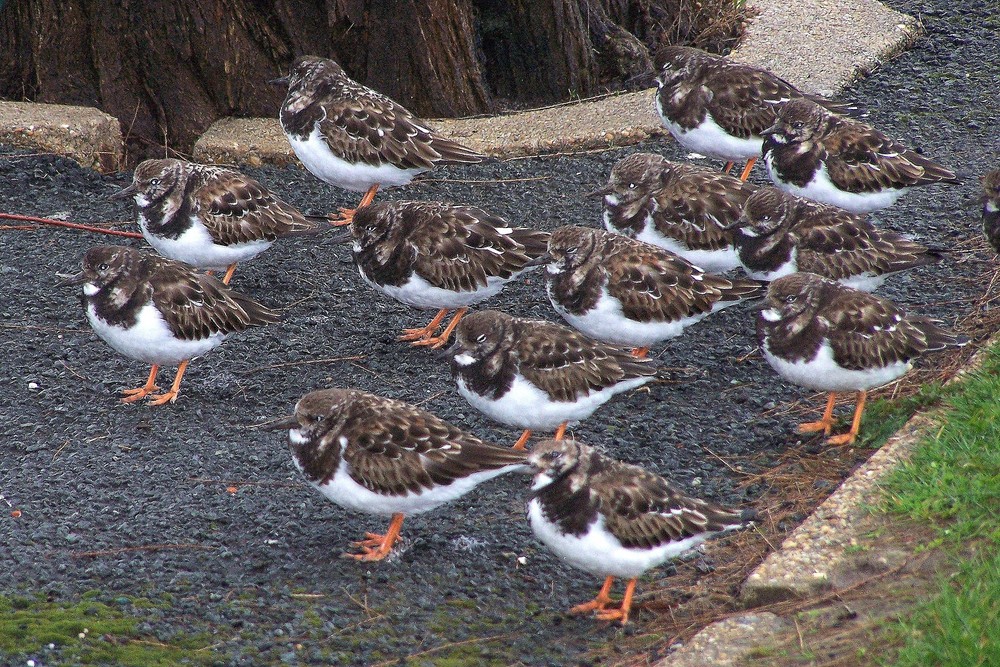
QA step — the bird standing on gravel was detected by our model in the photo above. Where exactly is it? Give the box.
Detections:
[59,245,280,405]
[527,438,751,625]
[594,153,754,273]
[347,200,549,349]
[728,186,942,290]
[653,46,855,182]
[446,310,657,450]
[757,273,967,445]
[762,98,959,213]
[271,56,485,225]
[276,388,528,561]
[981,169,1000,253]
[533,226,763,357]
[113,158,317,285]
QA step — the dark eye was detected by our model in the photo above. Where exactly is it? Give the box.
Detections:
[98,263,109,271]
[546,450,563,461]
[148,178,160,187]
[476,334,487,343]
[627,182,637,189]
[566,246,578,254]
[784,294,796,303]
[792,121,804,130]
[365,225,377,233]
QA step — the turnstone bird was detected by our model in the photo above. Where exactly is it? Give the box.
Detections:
[758,273,967,445]
[277,388,527,561]
[594,152,754,273]
[527,438,749,624]
[761,98,959,213]
[982,169,1000,253]
[59,245,280,405]
[272,56,486,224]
[349,200,549,348]
[447,309,657,450]
[729,186,942,291]
[534,226,763,357]
[654,46,855,181]
[112,158,317,284]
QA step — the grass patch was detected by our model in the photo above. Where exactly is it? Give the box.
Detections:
[857,381,951,450]
[873,344,1000,665]
[0,594,216,666]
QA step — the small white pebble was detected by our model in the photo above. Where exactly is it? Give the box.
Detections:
[517,556,528,566]
[48,643,55,649]
[78,632,86,639]
[27,660,36,667]
[27,382,39,390]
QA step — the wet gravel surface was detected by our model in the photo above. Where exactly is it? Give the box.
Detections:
[1,1,996,663]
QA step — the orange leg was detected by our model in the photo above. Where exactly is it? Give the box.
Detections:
[553,421,568,440]
[399,308,450,343]
[332,184,381,227]
[569,576,615,614]
[221,263,238,285]
[722,161,735,174]
[826,391,867,446]
[797,392,837,436]
[146,360,190,406]
[121,365,161,403]
[511,429,532,451]
[631,347,649,359]
[410,308,468,349]
[595,578,638,625]
[343,512,405,561]
[738,157,758,182]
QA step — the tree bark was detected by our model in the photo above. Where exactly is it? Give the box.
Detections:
[0,0,744,163]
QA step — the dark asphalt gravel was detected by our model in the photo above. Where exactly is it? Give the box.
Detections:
[1,1,997,664]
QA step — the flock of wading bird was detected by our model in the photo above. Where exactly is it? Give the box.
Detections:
[59,47,998,625]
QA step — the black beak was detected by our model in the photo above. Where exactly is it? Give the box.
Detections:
[587,184,614,198]
[269,75,290,87]
[720,217,748,232]
[523,252,552,268]
[434,341,458,362]
[110,182,138,200]
[55,271,87,288]
[760,124,780,137]
[329,227,353,245]
[262,415,299,431]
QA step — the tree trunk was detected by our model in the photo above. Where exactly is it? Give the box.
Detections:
[0,0,744,163]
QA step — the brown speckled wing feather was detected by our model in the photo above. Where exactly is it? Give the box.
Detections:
[148,257,280,340]
[195,169,316,245]
[317,82,483,170]
[340,396,526,495]
[792,205,937,278]
[513,319,655,402]
[409,204,549,292]
[823,289,943,371]
[702,65,803,139]
[652,167,752,250]
[603,241,727,322]
[591,458,742,550]
[823,118,959,192]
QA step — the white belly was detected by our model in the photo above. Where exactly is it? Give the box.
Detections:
[359,267,514,309]
[550,286,700,346]
[288,126,425,192]
[657,98,762,162]
[763,337,911,392]
[527,500,710,578]
[295,449,522,517]
[139,213,271,270]
[764,155,905,213]
[86,302,225,366]
[637,227,739,274]
[455,371,650,430]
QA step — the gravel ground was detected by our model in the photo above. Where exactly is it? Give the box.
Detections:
[1,1,996,663]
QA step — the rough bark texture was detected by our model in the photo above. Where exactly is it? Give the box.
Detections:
[0,0,745,163]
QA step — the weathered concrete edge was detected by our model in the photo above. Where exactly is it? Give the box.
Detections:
[654,338,992,667]
[0,100,123,173]
[191,0,922,166]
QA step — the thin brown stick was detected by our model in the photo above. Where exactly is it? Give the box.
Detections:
[0,212,143,239]
[188,477,302,488]
[236,355,365,375]
[419,175,550,185]
[368,634,515,667]
[71,543,218,558]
